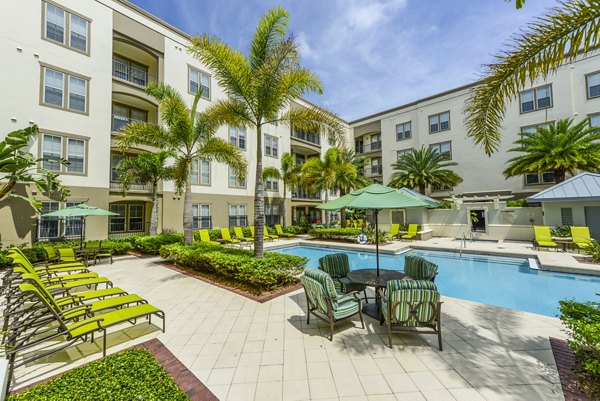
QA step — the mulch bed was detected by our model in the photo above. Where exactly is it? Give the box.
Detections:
[158,261,302,303]
[573,255,600,265]
[550,337,592,401]
[11,338,218,401]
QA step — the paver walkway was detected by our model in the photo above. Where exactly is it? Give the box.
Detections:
[13,255,566,401]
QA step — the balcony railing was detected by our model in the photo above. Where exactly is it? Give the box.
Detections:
[291,129,320,146]
[265,214,280,226]
[36,217,84,241]
[193,216,212,229]
[108,221,150,239]
[229,215,248,228]
[112,115,146,132]
[367,165,383,177]
[109,181,152,192]
[112,59,157,87]
[292,189,321,200]
[355,141,382,154]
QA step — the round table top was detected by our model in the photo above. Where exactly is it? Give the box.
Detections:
[347,269,407,287]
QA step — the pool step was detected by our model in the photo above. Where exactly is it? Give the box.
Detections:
[528,258,540,270]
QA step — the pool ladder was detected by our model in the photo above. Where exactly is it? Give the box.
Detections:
[459,232,467,257]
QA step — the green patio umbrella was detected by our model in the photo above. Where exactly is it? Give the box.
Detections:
[42,204,118,248]
[317,183,439,276]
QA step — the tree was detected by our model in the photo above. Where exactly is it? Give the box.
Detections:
[118,83,247,245]
[301,148,359,227]
[388,147,463,194]
[464,1,600,155]
[0,125,69,211]
[336,147,369,227]
[503,118,600,183]
[116,150,175,236]
[262,152,300,227]
[189,7,345,257]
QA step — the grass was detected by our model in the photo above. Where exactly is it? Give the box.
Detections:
[8,349,189,401]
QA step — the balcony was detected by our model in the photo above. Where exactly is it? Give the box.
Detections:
[109,181,152,192]
[193,216,212,229]
[355,141,382,154]
[111,114,146,133]
[112,58,158,88]
[108,221,150,239]
[363,165,382,178]
[292,189,321,200]
[291,129,320,145]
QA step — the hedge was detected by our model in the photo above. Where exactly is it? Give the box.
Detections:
[132,233,183,255]
[7,349,188,401]
[160,243,307,292]
[308,228,362,240]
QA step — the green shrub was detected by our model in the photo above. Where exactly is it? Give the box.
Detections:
[308,228,362,240]
[134,233,183,255]
[551,225,571,238]
[583,240,600,262]
[506,199,529,207]
[7,349,188,401]
[281,225,305,235]
[559,299,600,398]
[160,243,307,292]
[20,244,47,263]
[99,240,133,255]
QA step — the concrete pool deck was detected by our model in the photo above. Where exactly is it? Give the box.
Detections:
[13,254,567,401]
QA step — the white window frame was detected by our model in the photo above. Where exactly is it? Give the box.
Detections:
[265,135,279,158]
[229,167,246,188]
[396,122,411,141]
[41,132,88,175]
[586,71,600,99]
[589,113,600,128]
[43,2,90,54]
[396,148,413,160]
[42,65,89,114]
[428,111,450,134]
[66,137,85,173]
[192,204,211,229]
[429,141,452,160]
[229,126,246,149]
[188,66,211,100]
[191,159,211,186]
[519,84,553,113]
[266,177,279,191]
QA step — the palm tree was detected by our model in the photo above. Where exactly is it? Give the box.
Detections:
[388,147,463,194]
[336,147,369,227]
[301,148,358,227]
[118,83,247,245]
[188,7,345,257]
[116,150,175,236]
[262,152,300,227]
[503,119,600,183]
[464,1,600,155]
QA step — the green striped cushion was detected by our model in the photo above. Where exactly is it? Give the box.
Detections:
[300,275,329,315]
[383,279,439,326]
[319,253,350,278]
[332,297,360,320]
[303,269,339,307]
[404,255,438,281]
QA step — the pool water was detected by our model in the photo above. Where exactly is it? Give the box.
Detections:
[274,245,600,317]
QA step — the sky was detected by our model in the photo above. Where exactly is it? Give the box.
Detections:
[128,0,555,122]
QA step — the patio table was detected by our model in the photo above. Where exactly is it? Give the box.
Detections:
[552,237,573,252]
[346,269,407,321]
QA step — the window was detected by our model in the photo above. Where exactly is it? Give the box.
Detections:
[189,67,210,99]
[41,133,87,175]
[109,204,126,232]
[43,2,89,53]
[429,112,450,133]
[42,66,88,113]
[64,201,82,236]
[229,204,247,227]
[229,168,246,188]
[397,148,413,160]
[192,204,211,229]
[520,85,552,113]
[265,135,278,157]
[586,72,600,99]
[561,208,573,226]
[590,114,600,128]
[229,126,246,149]
[128,204,144,231]
[329,189,338,197]
[370,134,382,151]
[39,201,60,239]
[525,171,555,185]
[370,158,382,175]
[266,177,279,191]
[429,141,452,159]
[396,122,411,141]
[265,204,280,226]
[111,154,123,181]
[112,104,147,132]
[191,159,211,185]
[432,184,453,192]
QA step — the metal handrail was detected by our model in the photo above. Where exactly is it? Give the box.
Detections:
[112,59,158,87]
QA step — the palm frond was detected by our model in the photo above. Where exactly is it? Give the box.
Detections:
[262,166,281,180]
[276,105,346,146]
[465,0,600,155]
[117,122,170,152]
[388,147,462,191]
[198,137,248,180]
[248,7,290,71]
[204,99,254,130]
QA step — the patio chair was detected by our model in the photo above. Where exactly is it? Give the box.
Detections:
[384,224,400,241]
[234,226,254,243]
[58,248,87,264]
[198,229,220,245]
[533,226,557,251]
[404,255,438,282]
[571,226,592,253]
[275,224,295,238]
[318,253,368,302]
[401,224,418,241]
[300,269,364,340]
[220,228,241,246]
[9,247,89,275]
[86,241,113,265]
[250,226,275,241]
[7,252,98,284]
[378,279,442,350]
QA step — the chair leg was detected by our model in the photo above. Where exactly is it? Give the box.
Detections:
[364,289,368,304]
[387,323,392,348]
[358,309,365,329]
[330,320,334,341]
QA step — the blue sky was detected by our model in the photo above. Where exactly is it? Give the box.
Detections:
[129,0,553,121]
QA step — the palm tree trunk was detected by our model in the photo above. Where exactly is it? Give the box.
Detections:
[183,175,193,245]
[282,182,287,227]
[324,191,330,227]
[254,125,265,258]
[340,188,347,228]
[418,184,426,194]
[554,169,566,183]
[150,180,159,236]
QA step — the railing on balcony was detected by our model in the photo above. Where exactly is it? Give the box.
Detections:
[111,114,147,132]
[109,181,152,192]
[229,215,248,228]
[193,216,212,229]
[36,217,84,242]
[355,141,382,154]
[108,221,150,239]
[368,165,383,176]
[291,129,320,146]
[112,58,158,87]
[292,189,321,200]
[265,214,280,226]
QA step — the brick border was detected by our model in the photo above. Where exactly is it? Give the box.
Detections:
[550,337,592,401]
[11,339,218,401]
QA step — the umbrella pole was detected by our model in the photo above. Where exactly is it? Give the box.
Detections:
[375,209,380,277]
[80,217,84,249]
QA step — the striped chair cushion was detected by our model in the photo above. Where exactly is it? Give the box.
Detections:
[300,275,329,316]
[383,279,439,326]
[303,269,339,306]
[404,255,438,281]
[332,296,360,320]
[319,253,350,278]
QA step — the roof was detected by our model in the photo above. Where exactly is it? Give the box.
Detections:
[527,173,600,202]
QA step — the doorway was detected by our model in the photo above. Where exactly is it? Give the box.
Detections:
[470,209,486,233]
[584,206,600,239]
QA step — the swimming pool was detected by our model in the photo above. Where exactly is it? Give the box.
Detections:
[274,245,600,317]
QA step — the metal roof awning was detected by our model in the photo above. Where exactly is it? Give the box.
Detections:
[527,172,600,202]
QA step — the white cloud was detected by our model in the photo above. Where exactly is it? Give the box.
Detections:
[341,0,408,30]
[297,32,318,61]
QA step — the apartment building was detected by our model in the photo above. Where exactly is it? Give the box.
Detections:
[0,0,346,246]
[350,51,600,198]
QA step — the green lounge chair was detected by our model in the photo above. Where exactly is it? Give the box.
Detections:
[384,224,400,241]
[404,255,438,282]
[198,229,220,245]
[300,269,364,340]
[379,279,442,350]
[9,247,89,274]
[250,226,276,241]
[318,253,368,302]
[402,224,418,241]
[86,241,113,265]
[571,226,592,253]
[58,248,87,265]
[234,226,254,243]
[275,224,295,238]
[533,226,557,251]
[8,252,98,283]
[221,228,240,245]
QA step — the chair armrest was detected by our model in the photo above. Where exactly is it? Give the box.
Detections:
[377,288,386,299]
[68,316,104,331]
